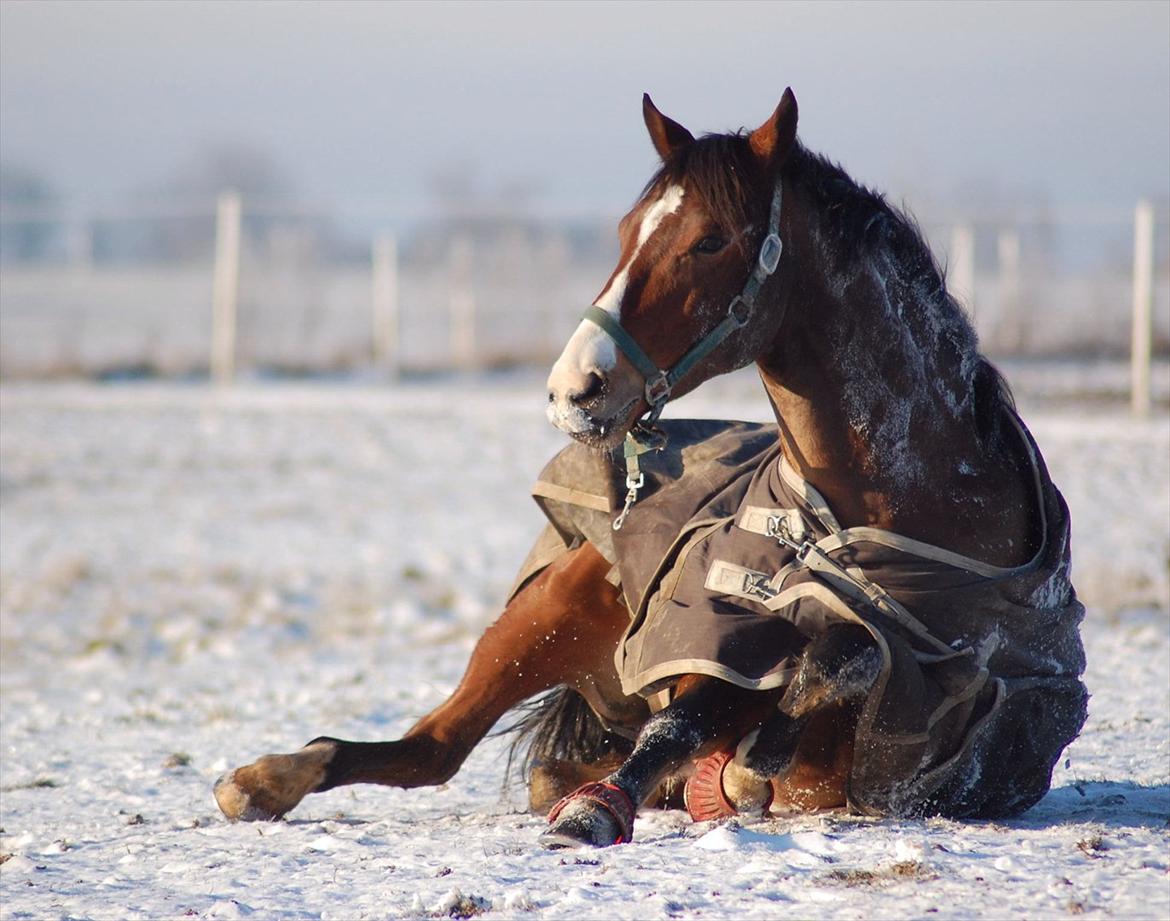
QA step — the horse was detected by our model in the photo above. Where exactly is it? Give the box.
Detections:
[214,90,1087,848]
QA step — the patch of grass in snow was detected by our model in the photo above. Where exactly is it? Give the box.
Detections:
[0,777,60,792]
[430,892,491,919]
[822,860,936,886]
[82,637,127,657]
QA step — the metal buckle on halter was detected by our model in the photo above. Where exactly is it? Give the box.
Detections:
[758,233,783,275]
[645,372,672,406]
[728,295,752,328]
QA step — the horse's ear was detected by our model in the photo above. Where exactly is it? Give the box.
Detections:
[643,94,694,161]
[749,88,798,170]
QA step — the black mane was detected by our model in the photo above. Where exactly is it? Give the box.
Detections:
[787,146,1017,436]
[648,133,1016,443]
[649,134,952,299]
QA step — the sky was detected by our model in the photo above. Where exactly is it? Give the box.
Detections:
[1,0,1168,222]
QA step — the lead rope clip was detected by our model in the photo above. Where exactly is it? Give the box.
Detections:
[612,423,665,531]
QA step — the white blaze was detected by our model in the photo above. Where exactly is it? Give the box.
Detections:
[550,184,685,383]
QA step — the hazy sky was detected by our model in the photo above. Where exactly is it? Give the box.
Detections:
[1,0,1167,219]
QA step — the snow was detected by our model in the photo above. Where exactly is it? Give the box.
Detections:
[2,368,1168,920]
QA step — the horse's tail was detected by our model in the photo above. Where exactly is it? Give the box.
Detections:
[500,686,634,786]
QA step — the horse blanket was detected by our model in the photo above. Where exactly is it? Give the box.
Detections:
[511,419,1088,819]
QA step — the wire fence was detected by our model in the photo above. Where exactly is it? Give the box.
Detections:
[1,195,1167,401]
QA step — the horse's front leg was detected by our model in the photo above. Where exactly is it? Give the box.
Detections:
[214,541,628,821]
[541,675,779,847]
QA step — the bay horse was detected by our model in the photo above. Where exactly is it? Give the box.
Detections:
[215,90,1087,847]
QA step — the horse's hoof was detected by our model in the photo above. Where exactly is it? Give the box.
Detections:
[541,781,635,848]
[213,741,337,822]
[540,799,622,849]
[214,770,281,822]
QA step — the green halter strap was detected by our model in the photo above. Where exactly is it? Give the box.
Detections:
[583,178,784,418]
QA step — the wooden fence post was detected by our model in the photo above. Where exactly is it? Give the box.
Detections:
[372,233,400,378]
[1131,200,1155,418]
[211,190,241,385]
[997,228,1022,352]
[449,234,476,371]
[68,216,93,274]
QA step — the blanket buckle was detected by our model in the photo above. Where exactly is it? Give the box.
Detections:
[742,571,779,601]
[765,513,805,550]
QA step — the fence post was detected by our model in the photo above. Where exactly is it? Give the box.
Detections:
[1131,200,1155,418]
[949,224,976,316]
[67,216,93,274]
[211,190,242,385]
[449,233,476,371]
[996,228,1022,352]
[372,233,400,378]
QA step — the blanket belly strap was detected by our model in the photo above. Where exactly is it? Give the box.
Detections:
[793,544,959,657]
[705,541,958,658]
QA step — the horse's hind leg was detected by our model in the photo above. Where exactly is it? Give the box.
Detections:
[215,541,630,821]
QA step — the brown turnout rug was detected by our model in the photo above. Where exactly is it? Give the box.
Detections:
[512,419,1088,819]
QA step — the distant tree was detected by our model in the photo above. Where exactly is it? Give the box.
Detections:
[134,142,300,261]
[162,142,294,202]
[0,162,59,261]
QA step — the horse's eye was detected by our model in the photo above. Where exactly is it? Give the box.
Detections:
[693,235,726,255]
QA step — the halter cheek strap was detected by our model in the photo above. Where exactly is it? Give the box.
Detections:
[583,178,785,417]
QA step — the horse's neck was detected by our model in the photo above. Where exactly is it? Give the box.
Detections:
[756,207,1037,565]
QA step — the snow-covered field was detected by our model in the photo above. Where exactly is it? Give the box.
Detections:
[1,369,1167,920]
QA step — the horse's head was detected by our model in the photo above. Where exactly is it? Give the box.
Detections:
[547,90,799,448]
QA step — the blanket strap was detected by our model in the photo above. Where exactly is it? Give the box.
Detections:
[767,516,958,657]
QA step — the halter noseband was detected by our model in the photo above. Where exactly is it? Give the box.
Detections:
[582,178,784,421]
[584,179,785,530]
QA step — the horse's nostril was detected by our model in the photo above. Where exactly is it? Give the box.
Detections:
[573,372,604,405]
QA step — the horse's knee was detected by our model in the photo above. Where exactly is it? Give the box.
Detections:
[741,711,809,778]
[782,624,880,718]
[214,739,338,821]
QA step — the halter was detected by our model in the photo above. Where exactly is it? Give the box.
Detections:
[586,179,785,529]
[583,178,784,422]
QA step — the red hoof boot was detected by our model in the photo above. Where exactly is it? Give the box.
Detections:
[541,781,636,849]
[684,749,775,821]
[684,749,738,821]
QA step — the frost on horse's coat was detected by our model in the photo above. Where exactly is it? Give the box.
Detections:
[516,417,1087,819]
